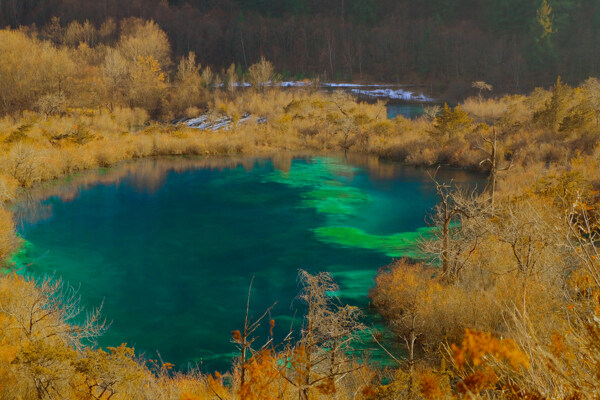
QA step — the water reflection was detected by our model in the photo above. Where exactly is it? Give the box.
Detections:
[13,154,477,229]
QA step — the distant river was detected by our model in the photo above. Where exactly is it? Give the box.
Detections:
[386,103,425,119]
[282,82,430,119]
[11,155,475,371]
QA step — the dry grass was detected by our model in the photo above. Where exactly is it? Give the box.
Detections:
[461,96,510,124]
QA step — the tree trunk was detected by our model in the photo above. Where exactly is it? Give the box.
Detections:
[442,217,450,277]
[488,129,498,212]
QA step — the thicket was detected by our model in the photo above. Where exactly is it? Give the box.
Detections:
[2,18,600,399]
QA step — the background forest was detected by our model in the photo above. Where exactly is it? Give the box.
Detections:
[1,0,600,94]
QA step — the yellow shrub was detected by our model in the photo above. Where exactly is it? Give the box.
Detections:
[0,174,19,203]
[0,208,17,261]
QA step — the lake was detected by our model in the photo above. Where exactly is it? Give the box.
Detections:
[386,103,425,119]
[10,155,475,371]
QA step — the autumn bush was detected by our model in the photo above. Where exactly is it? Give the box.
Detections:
[0,273,168,399]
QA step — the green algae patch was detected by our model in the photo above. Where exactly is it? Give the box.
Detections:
[3,238,34,273]
[314,226,432,258]
[266,157,433,259]
[302,186,369,215]
[264,157,359,190]
[264,157,372,218]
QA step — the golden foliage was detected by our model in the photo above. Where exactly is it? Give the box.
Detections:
[238,351,280,400]
[431,103,474,141]
[451,330,529,396]
[0,208,17,261]
[452,330,529,370]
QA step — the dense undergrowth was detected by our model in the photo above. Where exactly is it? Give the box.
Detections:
[3,19,600,400]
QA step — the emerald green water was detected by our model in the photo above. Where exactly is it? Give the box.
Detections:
[11,155,475,371]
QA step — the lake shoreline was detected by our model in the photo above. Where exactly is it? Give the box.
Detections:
[7,151,486,221]
[8,154,480,370]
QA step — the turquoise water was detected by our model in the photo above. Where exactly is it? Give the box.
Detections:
[11,155,475,371]
[386,103,425,119]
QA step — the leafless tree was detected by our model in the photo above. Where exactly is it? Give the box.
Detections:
[472,80,493,100]
[281,270,366,400]
[0,275,108,399]
[423,104,441,121]
[231,277,278,396]
[247,57,279,92]
[474,127,513,212]
[0,276,107,348]
[420,171,485,283]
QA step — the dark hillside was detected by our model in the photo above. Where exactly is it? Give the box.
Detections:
[2,0,599,92]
